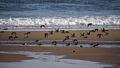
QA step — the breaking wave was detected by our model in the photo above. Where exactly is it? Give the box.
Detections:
[0,15,120,26]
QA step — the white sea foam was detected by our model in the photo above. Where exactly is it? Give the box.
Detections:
[0,15,120,26]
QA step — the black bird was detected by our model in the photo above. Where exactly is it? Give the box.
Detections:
[94,29,99,32]
[101,28,108,32]
[63,35,69,42]
[49,31,53,35]
[61,30,65,33]
[87,23,92,27]
[90,30,95,32]
[80,33,85,36]
[80,45,83,48]
[73,50,75,53]
[74,41,79,45]
[52,41,57,45]
[73,39,78,43]
[97,34,103,38]
[40,25,45,28]
[35,40,39,42]
[8,36,13,40]
[86,31,91,35]
[84,36,88,38]
[44,33,48,38]
[93,43,99,47]
[11,32,16,35]
[71,33,75,37]
[65,31,69,33]
[55,28,59,32]
[66,43,70,46]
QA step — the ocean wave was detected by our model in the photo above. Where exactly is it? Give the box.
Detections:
[0,16,120,26]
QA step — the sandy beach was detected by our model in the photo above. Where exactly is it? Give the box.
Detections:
[0,29,120,41]
[0,28,120,68]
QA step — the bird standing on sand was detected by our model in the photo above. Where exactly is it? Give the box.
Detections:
[44,33,48,38]
[63,35,70,42]
[71,33,75,37]
[97,34,103,38]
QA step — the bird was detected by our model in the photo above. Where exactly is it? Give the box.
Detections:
[93,43,99,47]
[65,31,69,33]
[49,31,53,35]
[101,28,108,32]
[80,45,83,48]
[72,50,75,53]
[80,33,85,37]
[35,40,39,42]
[94,29,99,32]
[55,28,59,32]
[86,31,91,35]
[71,33,75,37]
[11,32,16,35]
[66,43,70,46]
[40,25,46,28]
[87,23,92,27]
[97,34,103,38]
[44,33,48,38]
[63,35,70,42]
[73,39,78,43]
[60,30,65,34]
[52,41,57,45]
[8,36,13,40]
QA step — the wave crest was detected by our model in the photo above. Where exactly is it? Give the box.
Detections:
[0,16,120,26]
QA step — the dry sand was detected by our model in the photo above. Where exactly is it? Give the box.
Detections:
[0,29,120,41]
[0,46,120,65]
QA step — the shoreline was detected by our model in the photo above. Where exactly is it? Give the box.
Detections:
[0,46,120,65]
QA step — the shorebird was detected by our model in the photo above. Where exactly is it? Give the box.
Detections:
[8,36,13,40]
[87,23,92,27]
[60,30,65,33]
[40,25,46,28]
[71,33,75,37]
[24,32,31,38]
[90,43,99,47]
[49,31,53,35]
[74,41,79,45]
[52,41,57,45]
[55,28,59,32]
[11,32,16,35]
[80,33,85,37]
[97,33,103,38]
[86,31,91,35]
[101,28,108,32]
[44,33,48,38]
[73,39,78,43]
[63,35,70,42]
[73,50,75,53]
[94,29,99,32]
[84,36,88,38]
[80,45,83,48]
[93,43,99,47]
[35,40,39,42]
[66,43,70,46]
[65,31,69,33]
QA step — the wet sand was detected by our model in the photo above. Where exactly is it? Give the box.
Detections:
[0,53,33,62]
[0,46,120,65]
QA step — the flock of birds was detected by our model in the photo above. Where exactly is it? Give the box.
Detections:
[0,23,110,48]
